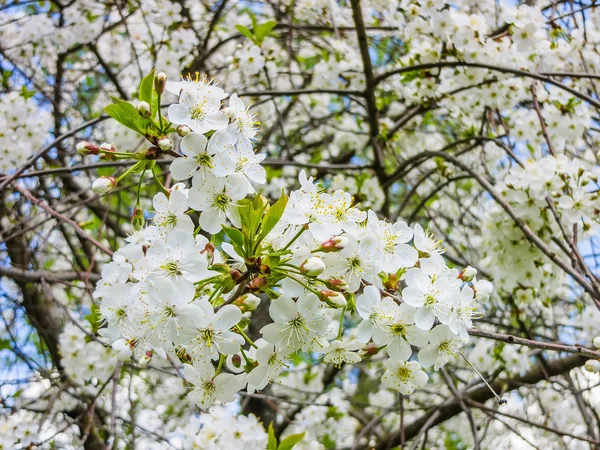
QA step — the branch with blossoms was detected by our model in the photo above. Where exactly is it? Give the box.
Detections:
[3,1,600,448]
[81,70,494,412]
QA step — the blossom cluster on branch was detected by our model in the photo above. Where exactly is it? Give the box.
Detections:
[90,72,492,409]
[2,0,600,448]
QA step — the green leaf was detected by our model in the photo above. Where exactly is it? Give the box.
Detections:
[267,423,277,450]
[84,304,102,334]
[259,193,288,241]
[255,20,277,44]
[138,68,155,106]
[277,432,305,450]
[20,85,36,100]
[105,97,145,134]
[235,24,256,43]
[0,338,11,351]
[223,225,246,257]
[400,71,421,84]
[321,434,336,449]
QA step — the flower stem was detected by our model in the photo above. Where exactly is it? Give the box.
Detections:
[277,271,321,297]
[116,161,143,182]
[236,325,258,349]
[337,305,346,339]
[282,226,306,251]
[151,165,169,193]
[215,354,225,375]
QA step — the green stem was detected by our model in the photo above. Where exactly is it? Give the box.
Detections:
[195,275,221,287]
[157,89,164,131]
[278,271,321,297]
[207,286,223,305]
[337,305,347,339]
[282,226,306,252]
[151,165,169,193]
[236,325,258,349]
[116,161,143,182]
[278,264,304,276]
[136,169,146,207]
[240,347,252,366]
[100,150,137,158]
[215,354,225,376]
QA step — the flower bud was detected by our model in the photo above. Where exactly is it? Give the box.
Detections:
[145,147,160,160]
[139,350,153,366]
[460,266,477,282]
[176,124,191,137]
[92,177,117,195]
[201,242,215,259]
[320,290,347,308]
[327,278,349,291]
[131,207,145,230]
[593,337,600,349]
[584,359,600,373]
[138,101,151,117]
[231,353,242,369]
[234,293,261,312]
[158,138,173,151]
[474,279,493,302]
[100,142,115,152]
[249,276,268,290]
[155,72,167,95]
[230,269,244,283]
[319,236,349,253]
[300,256,326,277]
[76,141,99,155]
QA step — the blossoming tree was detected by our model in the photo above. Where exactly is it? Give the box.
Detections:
[1,0,600,449]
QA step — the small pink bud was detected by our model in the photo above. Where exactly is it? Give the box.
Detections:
[76,141,100,155]
[319,236,348,252]
[320,290,347,308]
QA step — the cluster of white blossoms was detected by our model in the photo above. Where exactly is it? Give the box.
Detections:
[0,92,51,172]
[59,323,117,387]
[177,406,268,449]
[0,410,42,450]
[481,155,599,303]
[92,74,493,409]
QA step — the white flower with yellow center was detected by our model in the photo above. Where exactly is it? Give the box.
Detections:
[152,190,194,234]
[167,78,228,134]
[188,172,248,233]
[418,325,467,370]
[381,359,428,395]
[355,285,396,343]
[183,300,244,362]
[184,361,245,409]
[260,294,331,355]
[170,132,216,181]
[323,339,363,368]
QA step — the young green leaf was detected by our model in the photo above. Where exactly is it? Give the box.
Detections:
[258,193,288,241]
[84,304,102,334]
[267,423,277,450]
[277,432,305,450]
[235,24,256,44]
[255,20,277,44]
[223,225,246,257]
[105,97,145,134]
[138,68,155,106]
